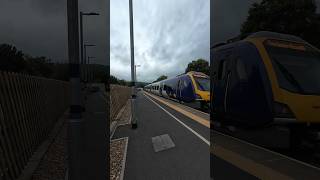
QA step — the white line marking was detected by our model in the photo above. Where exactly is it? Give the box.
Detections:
[144,93,210,146]
[214,130,320,171]
[145,91,210,116]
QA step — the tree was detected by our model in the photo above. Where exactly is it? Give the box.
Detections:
[0,44,71,80]
[185,59,209,75]
[24,56,53,78]
[0,44,27,73]
[153,75,167,83]
[241,0,320,48]
[110,75,119,84]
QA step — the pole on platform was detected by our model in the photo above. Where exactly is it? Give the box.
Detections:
[67,0,82,179]
[129,0,137,129]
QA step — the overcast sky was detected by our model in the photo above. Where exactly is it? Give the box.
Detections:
[213,0,320,44]
[0,0,107,65]
[2,0,319,83]
[110,0,210,82]
[212,0,260,44]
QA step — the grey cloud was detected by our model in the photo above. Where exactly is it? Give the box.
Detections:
[28,0,66,16]
[212,0,261,44]
[110,44,131,66]
[212,0,320,45]
[0,0,107,65]
[111,0,210,82]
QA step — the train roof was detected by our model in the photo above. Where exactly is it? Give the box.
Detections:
[145,71,208,87]
[211,31,306,50]
[186,71,209,77]
[247,31,304,42]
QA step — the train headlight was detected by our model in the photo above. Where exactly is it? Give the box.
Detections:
[273,102,295,118]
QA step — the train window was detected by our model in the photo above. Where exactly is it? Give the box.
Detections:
[184,80,188,87]
[236,57,248,81]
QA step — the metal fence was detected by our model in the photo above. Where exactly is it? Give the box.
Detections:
[0,71,70,180]
[110,84,131,122]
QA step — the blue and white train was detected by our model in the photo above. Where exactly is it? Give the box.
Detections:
[144,71,210,108]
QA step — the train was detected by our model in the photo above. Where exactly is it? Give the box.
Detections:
[210,31,320,148]
[144,71,210,109]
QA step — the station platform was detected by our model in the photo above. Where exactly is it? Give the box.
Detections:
[112,91,210,179]
[114,90,320,179]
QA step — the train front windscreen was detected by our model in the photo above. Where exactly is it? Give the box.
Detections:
[194,76,210,91]
[265,40,320,95]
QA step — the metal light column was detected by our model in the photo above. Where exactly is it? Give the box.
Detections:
[84,45,87,82]
[67,0,82,179]
[80,12,84,81]
[129,0,137,129]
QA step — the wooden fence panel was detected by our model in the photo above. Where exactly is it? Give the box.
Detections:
[0,71,70,180]
[0,102,16,179]
[2,72,25,173]
[110,85,132,122]
[24,75,37,152]
[9,72,29,165]
[17,73,34,156]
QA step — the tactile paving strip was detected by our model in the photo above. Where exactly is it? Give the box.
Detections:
[151,134,175,152]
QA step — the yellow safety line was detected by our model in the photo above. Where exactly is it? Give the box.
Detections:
[211,145,293,180]
[144,92,210,128]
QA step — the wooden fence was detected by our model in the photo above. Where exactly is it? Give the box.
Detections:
[110,85,131,122]
[0,71,70,180]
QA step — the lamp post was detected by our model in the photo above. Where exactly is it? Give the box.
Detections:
[80,11,99,82]
[129,0,137,129]
[87,56,96,82]
[67,0,82,179]
[84,43,96,83]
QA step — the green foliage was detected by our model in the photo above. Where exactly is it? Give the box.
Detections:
[153,75,167,83]
[185,59,210,75]
[241,0,320,48]
[51,63,69,81]
[110,75,119,84]
[135,81,149,88]
[0,44,27,73]
[88,64,109,83]
[24,55,53,77]
[0,43,69,80]
[109,74,131,86]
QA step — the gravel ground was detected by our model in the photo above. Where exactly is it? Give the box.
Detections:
[110,138,128,180]
[117,100,131,126]
[31,122,67,180]
[29,84,129,180]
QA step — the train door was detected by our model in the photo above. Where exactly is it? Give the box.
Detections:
[177,79,183,101]
[213,48,234,121]
[159,83,163,96]
[178,77,189,102]
[181,76,194,102]
[227,43,272,126]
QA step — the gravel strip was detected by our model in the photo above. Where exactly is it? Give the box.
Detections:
[31,122,67,180]
[110,138,128,180]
